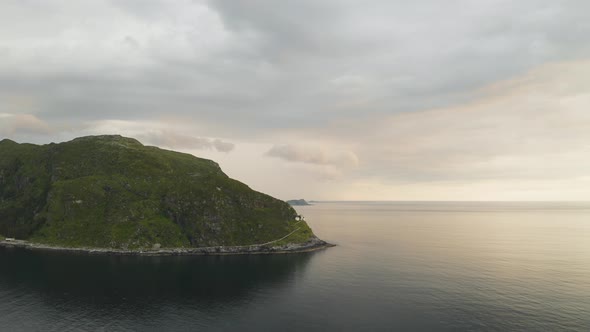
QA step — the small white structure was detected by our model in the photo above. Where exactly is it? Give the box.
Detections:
[5,238,15,241]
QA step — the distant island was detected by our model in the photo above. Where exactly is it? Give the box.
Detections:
[0,135,332,255]
[287,199,312,206]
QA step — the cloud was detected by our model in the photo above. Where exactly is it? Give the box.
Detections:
[2,1,590,199]
[266,144,358,168]
[0,113,52,136]
[53,119,236,153]
[134,131,235,152]
[212,139,235,152]
[349,60,590,185]
[1,0,589,138]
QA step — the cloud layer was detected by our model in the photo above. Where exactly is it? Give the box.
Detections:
[0,113,51,136]
[1,1,590,200]
[137,131,235,152]
[266,144,358,169]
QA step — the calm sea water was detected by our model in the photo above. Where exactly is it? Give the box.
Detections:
[1,201,589,331]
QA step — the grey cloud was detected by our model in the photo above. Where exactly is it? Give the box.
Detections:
[123,35,140,49]
[209,0,590,104]
[2,0,590,199]
[2,0,589,139]
[212,139,234,152]
[0,113,52,136]
[266,144,358,168]
[137,131,235,152]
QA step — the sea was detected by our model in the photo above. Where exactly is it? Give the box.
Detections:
[1,201,589,331]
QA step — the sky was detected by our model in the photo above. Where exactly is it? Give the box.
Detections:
[1,0,590,201]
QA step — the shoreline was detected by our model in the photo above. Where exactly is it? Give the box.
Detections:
[0,237,335,256]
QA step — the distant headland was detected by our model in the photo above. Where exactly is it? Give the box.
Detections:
[0,135,331,255]
[287,199,312,206]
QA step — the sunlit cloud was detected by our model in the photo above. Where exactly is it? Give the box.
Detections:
[266,144,358,169]
[0,113,52,136]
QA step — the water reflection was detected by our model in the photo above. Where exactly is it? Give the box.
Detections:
[0,247,315,323]
[3,202,590,331]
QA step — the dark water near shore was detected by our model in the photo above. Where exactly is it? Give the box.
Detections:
[1,202,590,331]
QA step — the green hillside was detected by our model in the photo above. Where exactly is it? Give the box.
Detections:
[0,135,315,249]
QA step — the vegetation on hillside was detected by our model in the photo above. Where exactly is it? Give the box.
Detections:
[0,135,315,249]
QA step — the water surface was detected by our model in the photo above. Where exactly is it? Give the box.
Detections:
[1,202,589,331]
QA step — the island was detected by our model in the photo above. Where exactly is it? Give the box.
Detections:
[0,135,332,255]
[286,199,312,206]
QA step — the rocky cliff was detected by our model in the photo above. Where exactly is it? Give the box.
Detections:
[0,135,319,250]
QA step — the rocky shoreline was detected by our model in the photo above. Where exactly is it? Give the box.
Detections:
[0,237,335,256]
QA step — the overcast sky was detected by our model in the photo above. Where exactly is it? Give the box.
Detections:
[2,0,590,200]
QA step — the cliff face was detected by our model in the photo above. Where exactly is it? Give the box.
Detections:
[0,135,315,249]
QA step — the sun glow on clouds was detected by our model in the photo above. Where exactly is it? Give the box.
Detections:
[346,61,590,200]
[266,144,359,169]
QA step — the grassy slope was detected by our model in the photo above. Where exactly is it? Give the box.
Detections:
[0,135,314,249]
